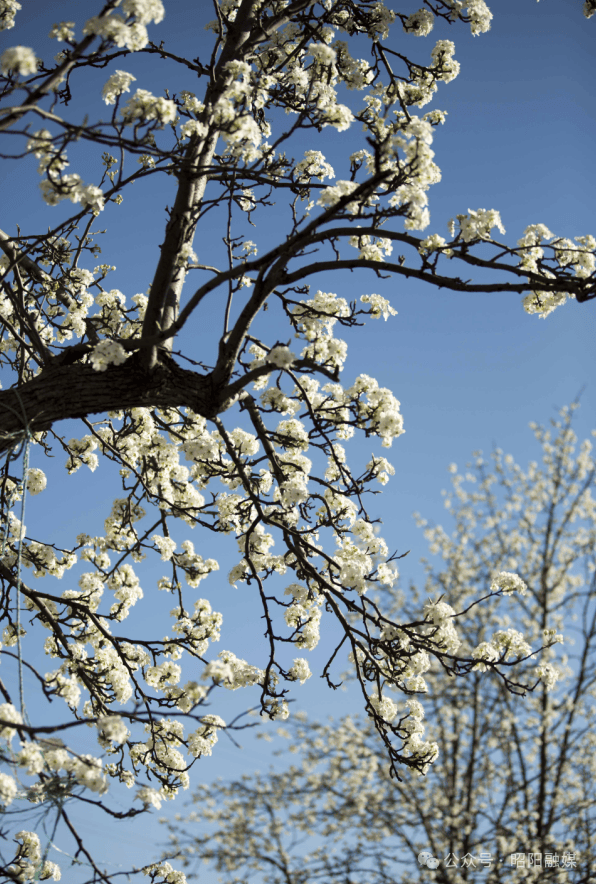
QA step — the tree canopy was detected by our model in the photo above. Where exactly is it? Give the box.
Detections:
[164,405,596,883]
[0,0,594,881]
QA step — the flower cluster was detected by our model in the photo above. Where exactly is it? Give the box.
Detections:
[0,772,17,806]
[187,714,226,758]
[176,243,198,268]
[523,286,570,319]
[153,534,176,561]
[142,861,187,883]
[517,225,596,317]
[472,628,533,671]
[294,150,336,184]
[317,180,365,214]
[26,467,47,495]
[403,8,435,36]
[97,714,130,748]
[49,21,75,42]
[9,832,61,882]
[83,0,164,52]
[179,119,209,141]
[448,208,506,242]
[444,0,493,35]
[346,374,405,448]
[418,232,453,257]
[534,661,560,690]
[0,44,36,75]
[423,599,461,654]
[266,345,296,369]
[132,717,190,792]
[21,539,76,578]
[202,651,268,692]
[287,658,312,684]
[490,570,528,595]
[284,584,324,651]
[121,89,177,125]
[102,70,137,104]
[360,294,397,321]
[0,0,20,31]
[166,599,222,663]
[369,689,398,722]
[89,340,129,372]
[350,234,393,262]
[0,702,22,738]
[174,540,219,588]
[292,289,350,340]
[400,699,439,773]
[66,434,98,472]
[26,130,105,213]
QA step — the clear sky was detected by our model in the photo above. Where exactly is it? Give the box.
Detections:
[0,0,594,880]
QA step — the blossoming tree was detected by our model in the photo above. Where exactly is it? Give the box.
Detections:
[164,405,596,884]
[0,0,594,880]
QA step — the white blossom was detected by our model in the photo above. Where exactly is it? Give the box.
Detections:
[448,208,506,242]
[26,467,47,495]
[83,1,164,52]
[142,862,187,884]
[179,119,208,141]
[403,8,435,36]
[0,703,22,739]
[535,662,560,690]
[287,658,312,684]
[102,70,137,104]
[97,714,129,746]
[89,340,129,372]
[121,89,177,125]
[49,21,75,42]
[0,772,17,805]
[360,294,397,320]
[0,0,21,30]
[490,570,528,595]
[0,45,37,76]
[370,691,398,722]
[153,534,177,560]
[266,345,296,369]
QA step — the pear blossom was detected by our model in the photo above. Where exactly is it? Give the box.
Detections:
[0,45,37,75]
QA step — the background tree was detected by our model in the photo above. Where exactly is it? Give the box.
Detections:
[0,0,594,881]
[164,404,596,884]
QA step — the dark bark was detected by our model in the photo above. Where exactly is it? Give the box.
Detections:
[0,352,223,452]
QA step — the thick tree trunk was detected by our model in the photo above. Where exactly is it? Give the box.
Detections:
[0,353,218,453]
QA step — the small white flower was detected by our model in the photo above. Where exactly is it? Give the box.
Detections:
[49,21,75,42]
[179,119,208,140]
[121,89,177,125]
[308,43,337,65]
[89,340,129,372]
[136,785,164,809]
[26,467,47,495]
[403,8,434,36]
[0,702,22,739]
[0,0,21,31]
[490,571,528,596]
[0,772,17,806]
[535,662,560,690]
[97,714,129,746]
[0,45,37,76]
[287,658,311,684]
[102,70,137,104]
[266,346,296,369]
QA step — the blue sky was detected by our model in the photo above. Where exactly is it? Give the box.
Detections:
[0,0,595,879]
